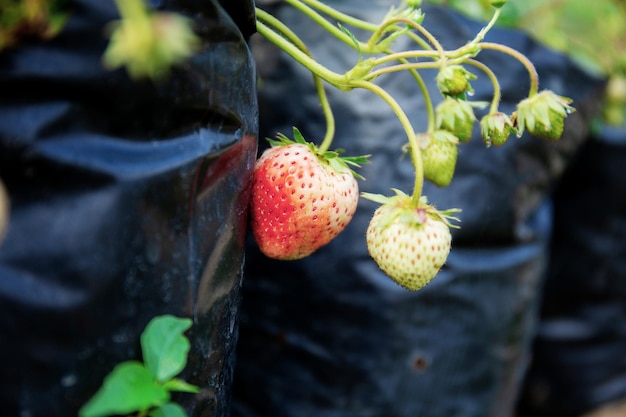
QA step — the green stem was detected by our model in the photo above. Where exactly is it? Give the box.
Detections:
[281,0,371,51]
[394,56,437,133]
[256,20,346,87]
[294,0,380,31]
[350,79,424,203]
[256,9,335,151]
[465,58,501,114]
[471,7,501,44]
[377,17,445,59]
[479,41,540,97]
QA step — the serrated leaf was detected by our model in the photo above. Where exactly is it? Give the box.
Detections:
[162,378,200,393]
[79,361,169,417]
[141,315,193,382]
[150,402,188,417]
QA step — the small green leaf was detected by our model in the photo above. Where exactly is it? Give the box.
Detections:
[141,315,193,382]
[79,361,169,417]
[162,378,200,393]
[291,127,307,144]
[150,402,188,417]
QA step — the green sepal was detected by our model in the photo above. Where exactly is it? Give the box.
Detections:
[267,127,370,180]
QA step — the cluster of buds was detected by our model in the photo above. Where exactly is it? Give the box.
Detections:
[433,63,575,147]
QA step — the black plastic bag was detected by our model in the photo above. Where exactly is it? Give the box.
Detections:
[517,125,626,417]
[0,1,257,416]
[233,2,602,417]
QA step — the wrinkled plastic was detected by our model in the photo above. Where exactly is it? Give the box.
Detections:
[517,125,626,417]
[0,1,257,416]
[233,3,602,417]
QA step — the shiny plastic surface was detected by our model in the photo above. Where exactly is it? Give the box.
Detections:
[0,1,257,416]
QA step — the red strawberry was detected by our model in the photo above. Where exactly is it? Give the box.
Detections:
[250,128,366,260]
[363,190,459,290]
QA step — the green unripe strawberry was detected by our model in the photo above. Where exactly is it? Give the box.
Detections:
[363,190,457,291]
[513,90,574,141]
[480,112,517,147]
[435,97,477,142]
[418,130,459,187]
[436,65,476,98]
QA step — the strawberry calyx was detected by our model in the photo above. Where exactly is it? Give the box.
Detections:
[268,127,370,179]
[361,188,460,228]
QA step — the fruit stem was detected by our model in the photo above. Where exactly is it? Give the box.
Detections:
[350,79,424,203]
[256,9,336,151]
[282,0,372,51]
[479,41,539,97]
[255,20,347,88]
[466,58,502,114]
[471,6,502,44]
[292,0,380,32]
[378,17,445,59]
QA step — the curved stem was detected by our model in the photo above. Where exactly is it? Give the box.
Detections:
[472,7,501,44]
[350,79,424,203]
[465,58,501,114]
[377,17,445,59]
[256,20,346,87]
[256,9,335,150]
[295,0,380,32]
[479,41,540,97]
[282,0,371,51]
[366,61,445,80]
[395,57,437,133]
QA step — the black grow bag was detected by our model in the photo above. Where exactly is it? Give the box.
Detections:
[233,2,602,417]
[517,125,626,417]
[0,1,257,416]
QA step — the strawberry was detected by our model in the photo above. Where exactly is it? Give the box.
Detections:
[250,128,367,260]
[418,130,459,187]
[363,190,459,290]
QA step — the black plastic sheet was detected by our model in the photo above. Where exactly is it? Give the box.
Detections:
[0,1,257,416]
[233,3,602,417]
[517,125,626,417]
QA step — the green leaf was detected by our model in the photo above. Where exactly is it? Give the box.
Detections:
[162,378,200,393]
[79,361,169,417]
[291,127,307,144]
[150,402,188,417]
[141,315,193,382]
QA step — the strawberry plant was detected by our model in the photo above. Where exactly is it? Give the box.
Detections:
[249,0,574,290]
[79,315,199,417]
[100,0,575,290]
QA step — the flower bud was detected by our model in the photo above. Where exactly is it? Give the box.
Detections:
[513,90,574,141]
[436,65,476,98]
[480,112,517,147]
[435,98,477,142]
